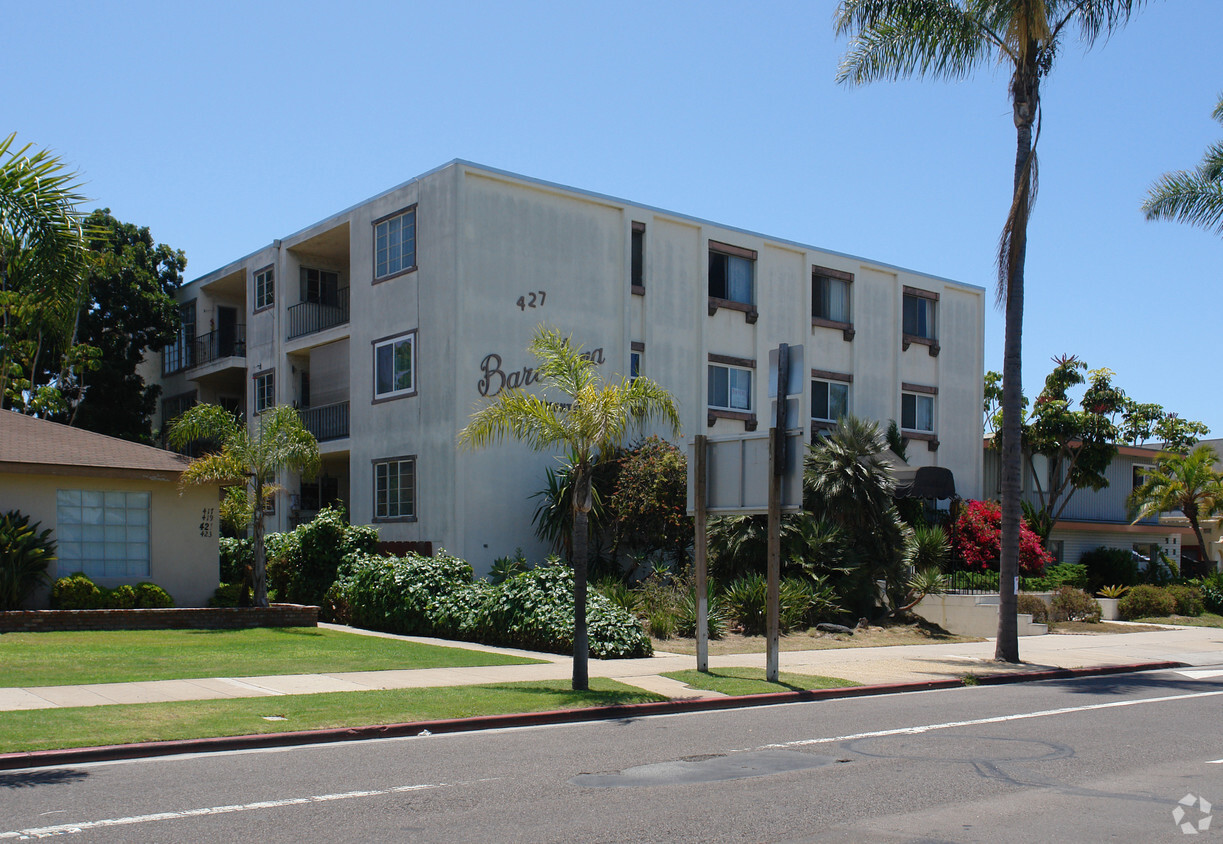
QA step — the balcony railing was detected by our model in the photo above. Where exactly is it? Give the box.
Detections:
[298,400,349,442]
[192,326,246,368]
[287,287,350,340]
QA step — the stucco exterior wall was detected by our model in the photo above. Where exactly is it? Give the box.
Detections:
[0,471,219,607]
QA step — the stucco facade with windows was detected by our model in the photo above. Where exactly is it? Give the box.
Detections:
[150,161,985,574]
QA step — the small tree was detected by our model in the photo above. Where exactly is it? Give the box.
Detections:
[168,404,321,607]
[1129,445,1223,578]
[458,326,680,690]
[609,436,692,564]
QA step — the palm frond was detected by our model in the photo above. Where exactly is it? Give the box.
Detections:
[835,0,997,85]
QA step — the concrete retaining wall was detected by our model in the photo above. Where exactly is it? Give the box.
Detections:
[0,604,318,633]
[912,593,1048,638]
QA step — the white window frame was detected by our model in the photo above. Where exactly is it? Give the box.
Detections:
[901,392,935,433]
[374,456,416,521]
[374,206,417,280]
[254,266,274,312]
[811,378,850,423]
[254,370,275,414]
[373,331,417,401]
[56,489,151,579]
[708,364,753,412]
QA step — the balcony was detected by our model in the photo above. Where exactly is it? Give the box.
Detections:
[298,400,349,442]
[287,287,349,340]
[193,326,246,368]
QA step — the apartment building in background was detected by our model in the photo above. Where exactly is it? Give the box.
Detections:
[149,161,986,574]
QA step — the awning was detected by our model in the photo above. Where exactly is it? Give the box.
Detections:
[893,465,956,499]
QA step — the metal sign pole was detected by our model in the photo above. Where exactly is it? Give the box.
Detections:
[694,435,709,673]
[766,344,788,684]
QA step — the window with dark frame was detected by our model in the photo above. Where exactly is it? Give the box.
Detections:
[708,364,752,412]
[162,301,197,375]
[812,379,850,423]
[903,290,937,340]
[373,331,416,400]
[708,244,754,305]
[812,269,851,324]
[374,207,417,280]
[901,392,935,432]
[301,267,340,305]
[631,222,645,292]
[254,266,274,311]
[374,456,416,520]
[254,370,275,414]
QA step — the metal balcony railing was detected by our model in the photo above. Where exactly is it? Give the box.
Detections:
[192,326,246,368]
[287,287,350,340]
[298,400,350,442]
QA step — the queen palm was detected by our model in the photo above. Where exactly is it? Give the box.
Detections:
[168,403,321,608]
[835,0,1146,662]
[1129,445,1223,578]
[1143,94,1223,237]
[458,326,680,690]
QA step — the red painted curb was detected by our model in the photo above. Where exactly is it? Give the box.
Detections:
[0,660,1184,771]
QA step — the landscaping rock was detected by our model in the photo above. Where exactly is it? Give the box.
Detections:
[816,623,854,635]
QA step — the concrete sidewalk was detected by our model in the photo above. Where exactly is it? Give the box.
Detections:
[3,622,1221,713]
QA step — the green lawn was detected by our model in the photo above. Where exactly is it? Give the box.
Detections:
[0,628,542,687]
[662,667,858,696]
[0,680,665,753]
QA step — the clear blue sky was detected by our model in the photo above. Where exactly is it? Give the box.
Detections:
[8,1,1221,433]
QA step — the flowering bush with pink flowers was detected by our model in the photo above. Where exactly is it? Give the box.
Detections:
[951,499,1049,577]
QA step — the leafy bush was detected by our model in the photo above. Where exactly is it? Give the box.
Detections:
[0,510,56,610]
[219,536,253,585]
[1077,546,1139,592]
[108,584,138,609]
[1023,563,1089,592]
[1049,586,1101,623]
[648,608,676,639]
[673,581,729,640]
[905,524,949,572]
[135,582,174,608]
[208,582,244,608]
[1166,585,1205,617]
[721,573,831,635]
[1016,593,1049,624]
[609,436,692,562]
[52,573,105,609]
[1196,572,1223,614]
[337,550,477,637]
[1142,552,1179,586]
[267,505,379,610]
[489,549,530,584]
[1118,585,1176,620]
[950,500,1048,576]
[594,577,640,615]
[1097,584,1131,599]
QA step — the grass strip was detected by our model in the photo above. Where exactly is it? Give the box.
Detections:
[1130,613,1223,628]
[0,628,541,687]
[662,667,859,696]
[0,679,664,753]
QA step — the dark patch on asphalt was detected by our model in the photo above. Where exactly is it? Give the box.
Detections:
[0,768,89,789]
[571,749,838,788]
[844,734,1073,765]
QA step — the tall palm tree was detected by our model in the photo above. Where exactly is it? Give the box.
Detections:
[1143,93,1223,237]
[0,133,91,411]
[458,326,680,690]
[1129,444,1223,577]
[168,404,321,608]
[835,0,1146,662]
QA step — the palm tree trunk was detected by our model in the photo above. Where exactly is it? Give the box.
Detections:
[572,506,590,691]
[252,479,269,609]
[1188,514,1209,579]
[997,65,1039,664]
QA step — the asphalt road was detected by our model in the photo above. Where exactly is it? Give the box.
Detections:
[4,666,1223,843]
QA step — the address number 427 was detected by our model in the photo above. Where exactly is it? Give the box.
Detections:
[516,291,546,311]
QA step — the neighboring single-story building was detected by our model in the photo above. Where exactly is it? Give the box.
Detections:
[0,410,220,607]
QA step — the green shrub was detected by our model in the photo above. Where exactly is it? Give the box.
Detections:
[208,582,244,608]
[674,581,729,640]
[107,584,138,609]
[1016,593,1048,624]
[219,536,253,585]
[648,608,676,639]
[594,577,640,615]
[267,505,378,611]
[1023,563,1089,592]
[1166,585,1205,617]
[0,510,56,610]
[1097,584,1131,599]
[489,549,531,584]
[134,582,174,608]
[1197,572,1223,614]
[1078,547,1139,591]
[721,573,829,635]
[1049,586,1101,623]
[609,436,693,562]
[51,573,105,609]
[1118,585,1176,620]
[1142,552,1179,586]
[905,524,949,572]
[337,550,477,637]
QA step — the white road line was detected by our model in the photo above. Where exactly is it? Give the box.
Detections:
[0,780,485,839]
[759,689,1223,750]
[1207,759,1223,764]
[1175,669,1223,680]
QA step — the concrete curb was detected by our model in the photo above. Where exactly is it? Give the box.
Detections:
[0,661,1183,772]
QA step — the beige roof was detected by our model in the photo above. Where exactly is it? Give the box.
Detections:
[0,410,192,479]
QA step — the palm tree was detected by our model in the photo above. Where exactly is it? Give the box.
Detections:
[835,0,1146,662]
[0,133,91,411]
[458,326,680,690]
[1129,445,1223,577]
[168,404,321,608]
[1143,94,1223,237]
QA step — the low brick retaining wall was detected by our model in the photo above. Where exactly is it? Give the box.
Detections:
[0,604,318,633]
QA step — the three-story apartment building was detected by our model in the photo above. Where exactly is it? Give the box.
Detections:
[151,161,985,574]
